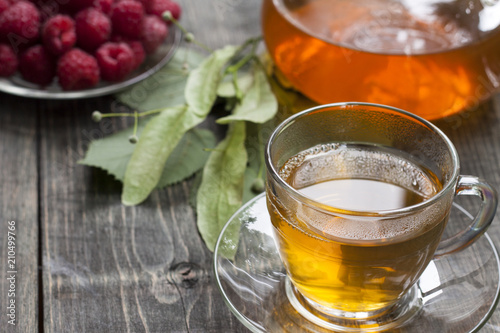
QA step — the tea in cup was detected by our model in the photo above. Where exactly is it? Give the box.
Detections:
[265,103,497,330]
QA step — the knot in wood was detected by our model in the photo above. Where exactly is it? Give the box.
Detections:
[170,262,202,289]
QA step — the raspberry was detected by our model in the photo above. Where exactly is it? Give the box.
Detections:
[147,0,181,21]
[92,0,113,15]
[127,40,145,70]
[57,48,100,90]
[61,0,95,14]
[75,8,111,51]
[42,15,76,55]
[0,43,18,77]
[38,5,60,23]
[133,0,151,6]
[95,42,135,81]
[110,35,146,70]
[0,0,9,16]
[0,0,179,89]
[141,15,167,54]
[0,1,41,48]
[19,44,56,86]
[111,1,145,39]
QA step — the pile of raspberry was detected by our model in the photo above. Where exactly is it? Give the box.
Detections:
[0,0,181,91]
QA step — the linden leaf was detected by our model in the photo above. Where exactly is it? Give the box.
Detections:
[242,164,262,204]
[196,121,247,253]
[115,47,205,111]
[217,72,254,98]
[188,171,203,209]
[80,118,215,189]
[185,45,239,117]
[79,126,143,183]
[122,106,193,206]
[241,121,269,204]
[216,65,278,124]
[157,128,216,188]
[121,45,242,206]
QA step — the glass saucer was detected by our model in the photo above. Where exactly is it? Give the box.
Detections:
[214,193,500,333]
[0,27,181,100]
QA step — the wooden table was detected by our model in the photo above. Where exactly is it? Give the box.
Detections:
[1,0,500,332]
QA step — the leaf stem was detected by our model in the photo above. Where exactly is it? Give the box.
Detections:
[140,109,166,117]
[100,112,135,118]
[250,53,267,73]
[133,111,139,137]
[231,70,243,101]
[163,12,213,53]
[226,37,261,74]
[99,108,171,119]
[226,37,262,102]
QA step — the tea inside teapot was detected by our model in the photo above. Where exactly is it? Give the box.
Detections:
[262,0,500,119]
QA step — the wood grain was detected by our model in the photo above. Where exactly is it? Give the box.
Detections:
[37,96,247,332]
[3,0,500,332]
[0,94,39,332]
[435,97,500,332]
[38,0,262,331]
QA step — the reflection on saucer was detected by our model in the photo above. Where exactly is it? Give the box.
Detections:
[214,193,500,333]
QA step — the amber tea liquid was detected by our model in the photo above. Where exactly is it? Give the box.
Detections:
[262,0,500,120]
[267,143,448,312]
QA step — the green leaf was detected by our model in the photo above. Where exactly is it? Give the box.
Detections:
[241,121,271,204]
[242,164,262,204]
[79,119,150,181]
[196,121,247,254]
[121,45,241,206]
[216,66,278,124]
[185,45,239,117]
[217,72,254,98]
[157,128,216,188]
[188,170,203,209]
[79,121,214,189]
[122,106,192,206]
[116,48,205,111]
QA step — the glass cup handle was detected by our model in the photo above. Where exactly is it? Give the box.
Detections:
[435,175,498,258]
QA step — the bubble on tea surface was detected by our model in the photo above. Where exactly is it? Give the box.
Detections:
[280,143,437,199]
[280,143,443,241]
[301,204,444,241]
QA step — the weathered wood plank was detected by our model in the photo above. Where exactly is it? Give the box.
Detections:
[36,0,500,331]
[0,94,39,332]
[39,96,247,332]
[39,0,264,330]
[181,0,263,49]
[435,97,500,333]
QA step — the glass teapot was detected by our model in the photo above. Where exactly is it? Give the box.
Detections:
[262,0,500,120]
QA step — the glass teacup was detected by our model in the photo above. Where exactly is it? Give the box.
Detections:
[262,0,500,120]
[265,102,498,331]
